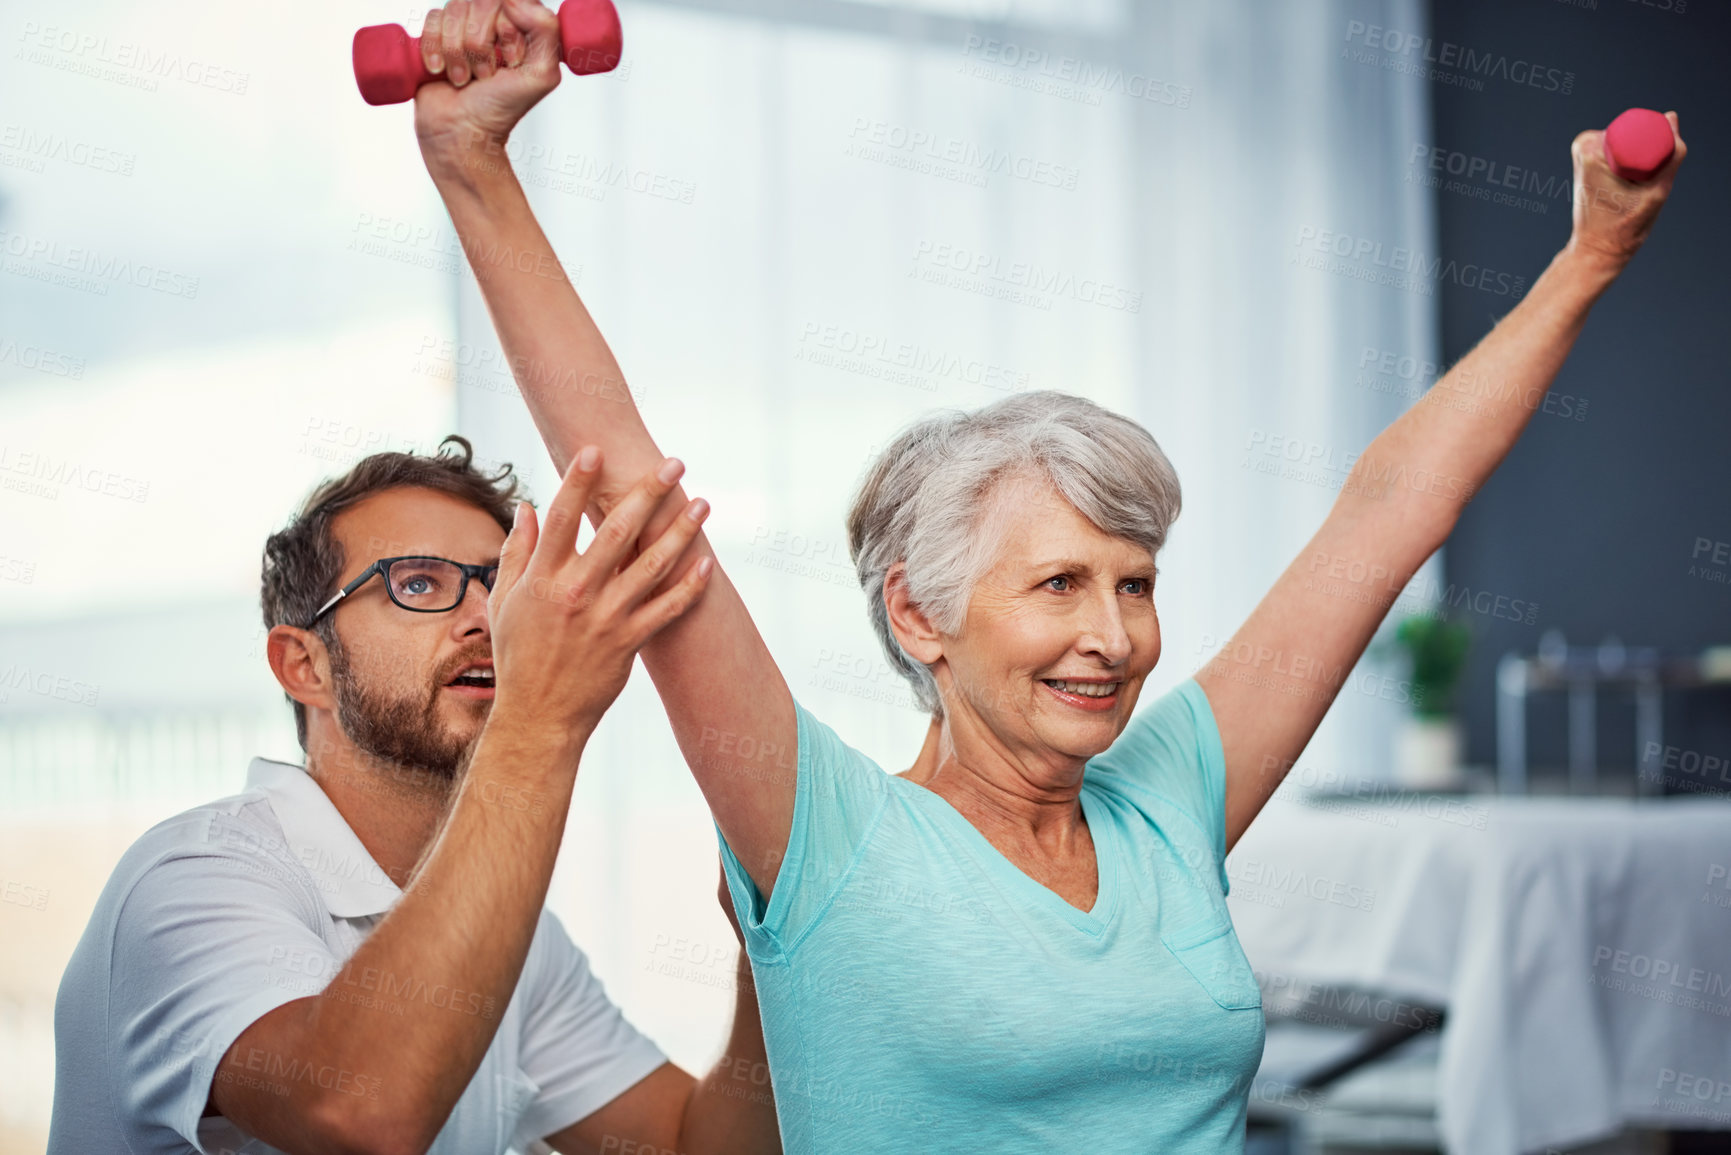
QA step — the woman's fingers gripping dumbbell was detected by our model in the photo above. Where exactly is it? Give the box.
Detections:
[419,0,552,86]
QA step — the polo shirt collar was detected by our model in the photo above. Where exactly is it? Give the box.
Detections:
[244,757,403,919]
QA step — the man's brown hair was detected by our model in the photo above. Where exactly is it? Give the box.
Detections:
[260,435,524,749]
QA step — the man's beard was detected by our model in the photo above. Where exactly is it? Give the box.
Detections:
[326,632,484,783]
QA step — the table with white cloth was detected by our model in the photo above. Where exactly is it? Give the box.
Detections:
[1225,790,1731,1155]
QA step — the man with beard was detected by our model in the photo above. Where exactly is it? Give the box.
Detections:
[47,436,781,1155]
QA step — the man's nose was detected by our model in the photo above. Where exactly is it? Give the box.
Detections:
[451,576,491,635]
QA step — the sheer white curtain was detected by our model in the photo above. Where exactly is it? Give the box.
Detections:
[455,0,1436,1064]
[1135,0,1437,786]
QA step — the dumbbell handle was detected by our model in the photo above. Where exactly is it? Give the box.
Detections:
[1602,108,1674,183]
[353,0,621,106]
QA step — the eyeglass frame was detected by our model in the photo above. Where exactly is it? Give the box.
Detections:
[302,555,500,630]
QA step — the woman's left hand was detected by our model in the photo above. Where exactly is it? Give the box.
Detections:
[1567,111,1686,271]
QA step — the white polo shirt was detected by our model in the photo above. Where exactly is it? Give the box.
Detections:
[48,757,666,1155]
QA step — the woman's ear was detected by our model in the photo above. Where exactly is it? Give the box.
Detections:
[884,563,944,665]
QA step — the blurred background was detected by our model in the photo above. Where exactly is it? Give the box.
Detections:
[1,0,1726,1152]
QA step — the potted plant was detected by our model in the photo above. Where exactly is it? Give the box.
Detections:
[1381,613,1472,791]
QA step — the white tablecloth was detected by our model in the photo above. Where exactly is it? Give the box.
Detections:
[1226,791,1731,1154]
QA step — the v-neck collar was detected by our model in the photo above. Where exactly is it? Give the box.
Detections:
[891,773,1119,936]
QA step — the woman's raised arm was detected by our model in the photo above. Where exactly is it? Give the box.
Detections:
[412,0,796,897]
[1198,115,1687,849]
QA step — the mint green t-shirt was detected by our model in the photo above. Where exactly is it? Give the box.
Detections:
[717,678,1267,1154]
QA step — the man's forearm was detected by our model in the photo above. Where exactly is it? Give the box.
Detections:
[427,139,663,489]
[284,721,582,1152]
[1344,242,1622,537]
[677,953,781,1155]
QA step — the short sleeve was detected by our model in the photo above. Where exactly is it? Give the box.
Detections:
[1087,678,1231,892]
[717,699,890,956]
[513,909,667,1144]
[107,835,336,1153]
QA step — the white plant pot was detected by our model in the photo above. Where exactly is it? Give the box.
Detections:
[1394,716,1464,791]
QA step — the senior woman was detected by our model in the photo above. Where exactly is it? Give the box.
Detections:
[408,2,1685,1147]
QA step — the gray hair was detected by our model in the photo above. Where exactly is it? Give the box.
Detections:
[845,391,1182,716]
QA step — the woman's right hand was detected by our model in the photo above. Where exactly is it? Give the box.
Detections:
[488,448,715,743]
[413,0,563,184]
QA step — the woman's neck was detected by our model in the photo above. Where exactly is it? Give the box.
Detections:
[900,712,1088,847]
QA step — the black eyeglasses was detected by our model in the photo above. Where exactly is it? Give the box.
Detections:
[303,556,500,629]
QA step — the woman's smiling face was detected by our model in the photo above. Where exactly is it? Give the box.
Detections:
[932,475,1162,770]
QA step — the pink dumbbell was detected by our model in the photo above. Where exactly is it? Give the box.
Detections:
[352,0,621,106]
[1602,108,1675,183]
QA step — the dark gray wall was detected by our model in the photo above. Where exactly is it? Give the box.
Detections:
[1430,0,1731,783]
